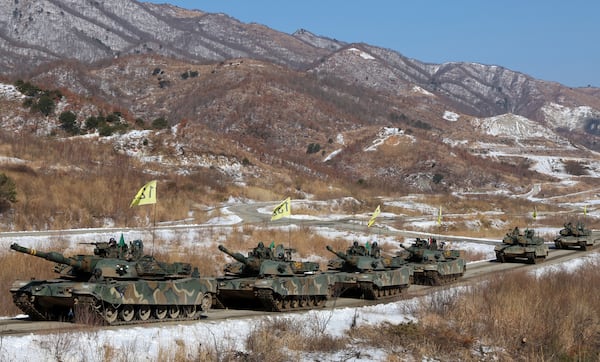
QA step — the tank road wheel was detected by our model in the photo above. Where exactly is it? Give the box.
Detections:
[103,305,118,324]
[137,305,151,321]
[154,305,167,320]
[168,305,180,319]
[527,252,536,264]
[272,297,283,312]
[290,298,299,309]
[299,297,307,308]
[281,297,290,310]
[119,305,135,322]
[182,305,197,318]
[579,241,588,251]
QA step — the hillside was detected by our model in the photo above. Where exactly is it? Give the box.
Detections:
[0,0,599,230]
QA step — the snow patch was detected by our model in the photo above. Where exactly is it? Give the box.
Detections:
[542,102,600,130]
[443,111,459,122]
[323,148,342,162]
[0,82,25,100]
[412,85,434,96]
[364,127,409,152]
[471,113,560,140]
[347,47,375,60]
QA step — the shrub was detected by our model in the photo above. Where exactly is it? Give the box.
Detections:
[151,117,169,130]
[35,94,55,116]
[0,173,17,212]
[84,116,100,130]
[14,80,41,96]
[306,143,321,154]
[59,111,79,135]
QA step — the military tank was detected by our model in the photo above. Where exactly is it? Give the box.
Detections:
[495,227,549,264]
[325,242,411,299]
[216,242,331,312]
[9,241,217,325]
[396,237,466,285]
[554,221,600,251]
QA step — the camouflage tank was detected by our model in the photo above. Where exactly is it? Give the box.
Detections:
[9,241,217,325]
[325,242,411,299]
[554,221,600,251]
[495,227,549,264]
[396,237,466,285]
[216,242,331,312]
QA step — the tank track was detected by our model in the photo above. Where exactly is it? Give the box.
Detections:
[12,292,50,321]
[74,295,211,326]
[255,289,326,312]
[413,271,465,286]
[359,282,406,300]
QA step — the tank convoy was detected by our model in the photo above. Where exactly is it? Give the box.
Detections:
[396,237,466,285]
[495,227,549,264]
[554,221,600,251]
[10,219,591,324]
[9,240,216,325]
[325,242,411,299]
[216,242,330,312]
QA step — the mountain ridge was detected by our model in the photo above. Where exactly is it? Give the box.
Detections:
[0,0,599,198]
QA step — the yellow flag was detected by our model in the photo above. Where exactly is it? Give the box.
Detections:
[437,206,442,225]
[130,180,157,207]
[368,205,381,227]
[532,207,537,220]
[584,205,587,216]
[271,197,291,221]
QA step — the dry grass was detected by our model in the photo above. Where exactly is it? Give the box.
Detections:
[347,260,600,360]
[415,261,600,360]
[0,132,239,231]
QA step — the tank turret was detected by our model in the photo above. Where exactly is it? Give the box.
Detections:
[326,245,387,271]
[10,242,194,280]
[218,244,263,275]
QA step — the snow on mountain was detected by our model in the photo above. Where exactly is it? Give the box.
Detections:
[470,113,560,140]
[364,127,413,152]
[346,47,375,60]
[541,102,599,130]
[0,83,24,100]
[443,110,459,121]
[412,85,434,96]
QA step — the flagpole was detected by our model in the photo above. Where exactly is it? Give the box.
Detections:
[151,203,156,256]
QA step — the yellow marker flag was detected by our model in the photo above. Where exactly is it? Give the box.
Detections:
[584,205,587,216]
[368,205,381,227]
[437,206,442,226]
[271,197,291,221]
[532,207,537,220]
[130,180,157,207]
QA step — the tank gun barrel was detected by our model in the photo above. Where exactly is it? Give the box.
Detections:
[218,245,250,264]
[10,243,83,269]
[326,245,350,261]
